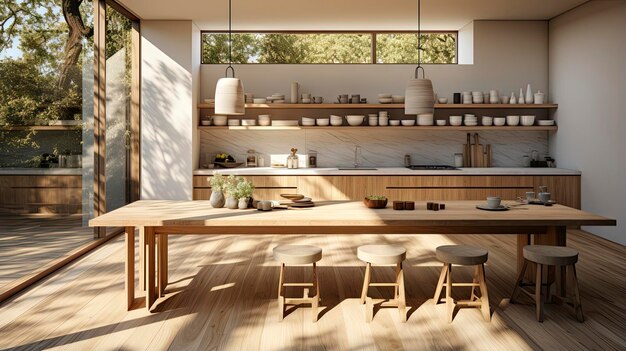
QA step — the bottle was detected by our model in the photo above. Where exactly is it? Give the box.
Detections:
[287,148,299,169]
[525,83,533,104]
[308,150,317,168]
[404,154,411,167]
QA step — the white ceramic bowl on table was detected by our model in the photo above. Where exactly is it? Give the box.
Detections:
[401,119,416,126]
[346,115,365,126]
[392,95,405,103]
[389,120,400,126]
[436,120,447,126]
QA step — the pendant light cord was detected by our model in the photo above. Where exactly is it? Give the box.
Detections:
[415,0,425,79]
[225,0,235,78]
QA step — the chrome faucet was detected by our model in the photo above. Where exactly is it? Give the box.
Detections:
[353,145,361,168]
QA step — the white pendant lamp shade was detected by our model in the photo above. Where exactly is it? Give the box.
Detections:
[214,77,245,115]
[405,78,435,115]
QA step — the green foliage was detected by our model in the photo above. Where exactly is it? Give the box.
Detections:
[235,179,254,199]
[224,175,244,198]
[202,32,455,64]
[209,173,226,191]
[366,195,387,200]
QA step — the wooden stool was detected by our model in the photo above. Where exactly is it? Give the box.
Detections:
[511,245,583,322]
[433,245,490,323]
[273,245,322,322]
[357,244,407,322]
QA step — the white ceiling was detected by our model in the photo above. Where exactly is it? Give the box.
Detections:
[119,0,589,30]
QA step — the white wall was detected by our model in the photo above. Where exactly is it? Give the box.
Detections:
[549,1,626,245]
[201,21,549,103]
[141,21,196,200]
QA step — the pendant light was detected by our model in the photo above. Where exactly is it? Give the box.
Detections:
[405,0,435,115]
[214,0,245,115]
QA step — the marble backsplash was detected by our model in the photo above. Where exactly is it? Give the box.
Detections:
[199,129,549,168]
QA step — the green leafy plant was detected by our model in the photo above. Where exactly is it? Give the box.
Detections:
[366,195,387,200]
[235,179,255,199]
[224,175,244,198]
[209,173,226,191]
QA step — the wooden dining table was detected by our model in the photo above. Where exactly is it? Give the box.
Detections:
[89,200,616,312]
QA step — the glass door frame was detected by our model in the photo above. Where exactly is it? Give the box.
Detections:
[93,0,141,238]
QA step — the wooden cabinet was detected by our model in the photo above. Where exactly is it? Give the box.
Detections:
[0,175,82,214]
[193,174,581,209]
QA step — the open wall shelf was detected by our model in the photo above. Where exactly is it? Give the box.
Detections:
[197,103,558,110]
[199,125,557,132]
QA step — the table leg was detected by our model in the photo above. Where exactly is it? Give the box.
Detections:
[139,227,145,292]
[517,234,533,281]
[125,226,135,311]
[145,227,156,311]
[157,234,169,297]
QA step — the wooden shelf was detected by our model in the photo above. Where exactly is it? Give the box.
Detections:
[197,103,557,110]
[1,125,82,131]
[199,125,557,132]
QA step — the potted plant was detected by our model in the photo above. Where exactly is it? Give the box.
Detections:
[235,179,255,209]
[363,195,388,209]
[209,172,226,208]
[224,175,243,209]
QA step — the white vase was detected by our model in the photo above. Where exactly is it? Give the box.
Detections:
[209,190,225,208]
[225,196,238,209]
[510,93,517,104]
[518,88,525,104]
[525,84,533,104]
[238,197,249,209]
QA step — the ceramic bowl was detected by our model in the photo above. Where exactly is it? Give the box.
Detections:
[521,115,535,126]
[378,98,393,104]
[506,115,520,126]
[436,120,447,126]
[389,120,400,126]
[449,116,463,126]
[378,93,392,98]
[252,98,266,104]
[316,118,330,126]
[213,115,227,126]
[392,95,405,103]
[200,120,211,126]
[346,115,365,126]
[538,120,555,126]
[363,198,388,209]
[401,119,416,126]
[438,97,448,104]
[494,117,506,126]
[241,119,256,126]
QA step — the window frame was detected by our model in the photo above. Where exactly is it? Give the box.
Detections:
[200,30,458,65]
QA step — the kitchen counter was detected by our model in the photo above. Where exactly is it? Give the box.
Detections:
[194,167,581,176]
[0,167,82,175]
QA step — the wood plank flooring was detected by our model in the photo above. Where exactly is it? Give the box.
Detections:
[0,214,92,290]
[0,230,624,350]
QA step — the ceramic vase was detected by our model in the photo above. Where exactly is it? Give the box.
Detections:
[225,196,238,209]
[209,190,225,208]
[525,84,533,104]
[510,93,517,104]
[518,88,525,104]
[238,198,249,209]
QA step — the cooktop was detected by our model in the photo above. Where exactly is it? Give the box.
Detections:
[406,165,459,170]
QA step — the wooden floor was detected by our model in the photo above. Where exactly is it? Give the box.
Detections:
[0,214,92,290]
[0,230,624,350]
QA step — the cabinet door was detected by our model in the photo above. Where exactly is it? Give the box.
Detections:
[385,188,532,201]
[533,176,580,209]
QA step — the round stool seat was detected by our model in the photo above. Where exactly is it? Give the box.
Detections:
[273,245,322,265]
[523,245,578,266]
[436,245,488,265]
[357,245,406,265]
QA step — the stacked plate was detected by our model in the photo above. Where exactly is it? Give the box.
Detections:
[472,91,484,104]
[301,117,315,126]
[464,114,478,126]
[538,120,555,126]
[227,119,240,126]
[272,120,299,126]
[279,194,314,208]
[405,79,435,114]
[378,93,393,104]
[462,91,473,104]
[266,93,285,104]
[417,113,434,126]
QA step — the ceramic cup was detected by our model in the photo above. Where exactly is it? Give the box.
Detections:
[500,96,510,104]
[506,115,520,126]
[257,200,274,211]
[494,117,506,126]
[486,196,501,208]
[526,191,535,202]
[368,117,378,126]
[314,96,323,104]
[538,192,551,203]
[258,114,271,126]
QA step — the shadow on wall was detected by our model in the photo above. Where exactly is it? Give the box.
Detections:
[142,58,192,200]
